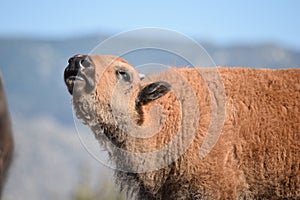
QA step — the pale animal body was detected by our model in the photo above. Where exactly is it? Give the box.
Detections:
[64,54,300,199]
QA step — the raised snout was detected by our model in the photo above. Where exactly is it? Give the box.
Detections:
[64,54,96,95]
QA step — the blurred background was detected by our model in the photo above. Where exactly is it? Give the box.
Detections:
[0,0,299,199]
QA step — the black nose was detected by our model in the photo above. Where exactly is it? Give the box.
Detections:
[68,54,92,70]
[64,54,96,95]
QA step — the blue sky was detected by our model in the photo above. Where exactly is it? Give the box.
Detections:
[1,0,300,49]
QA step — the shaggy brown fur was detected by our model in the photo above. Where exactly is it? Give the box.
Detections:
[65,55,300,199]
[0,74,13,197]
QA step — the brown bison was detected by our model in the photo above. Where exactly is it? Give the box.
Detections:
[64,54,300,199]
[0,74,13,198]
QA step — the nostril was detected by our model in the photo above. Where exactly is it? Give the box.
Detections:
[79,57,92,68]
[68,54,87,65]
[67,55,93,72]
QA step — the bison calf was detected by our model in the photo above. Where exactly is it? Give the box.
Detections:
[64,54,300,199]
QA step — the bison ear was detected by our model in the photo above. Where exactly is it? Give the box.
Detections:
[138,81,171,105]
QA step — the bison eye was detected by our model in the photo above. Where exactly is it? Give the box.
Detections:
[116,70,131,83]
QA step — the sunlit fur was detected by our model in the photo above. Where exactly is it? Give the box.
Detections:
[70,55,300,199]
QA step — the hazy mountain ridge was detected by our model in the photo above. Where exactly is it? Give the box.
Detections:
[205,43,300,68]
[0,35,299,200]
